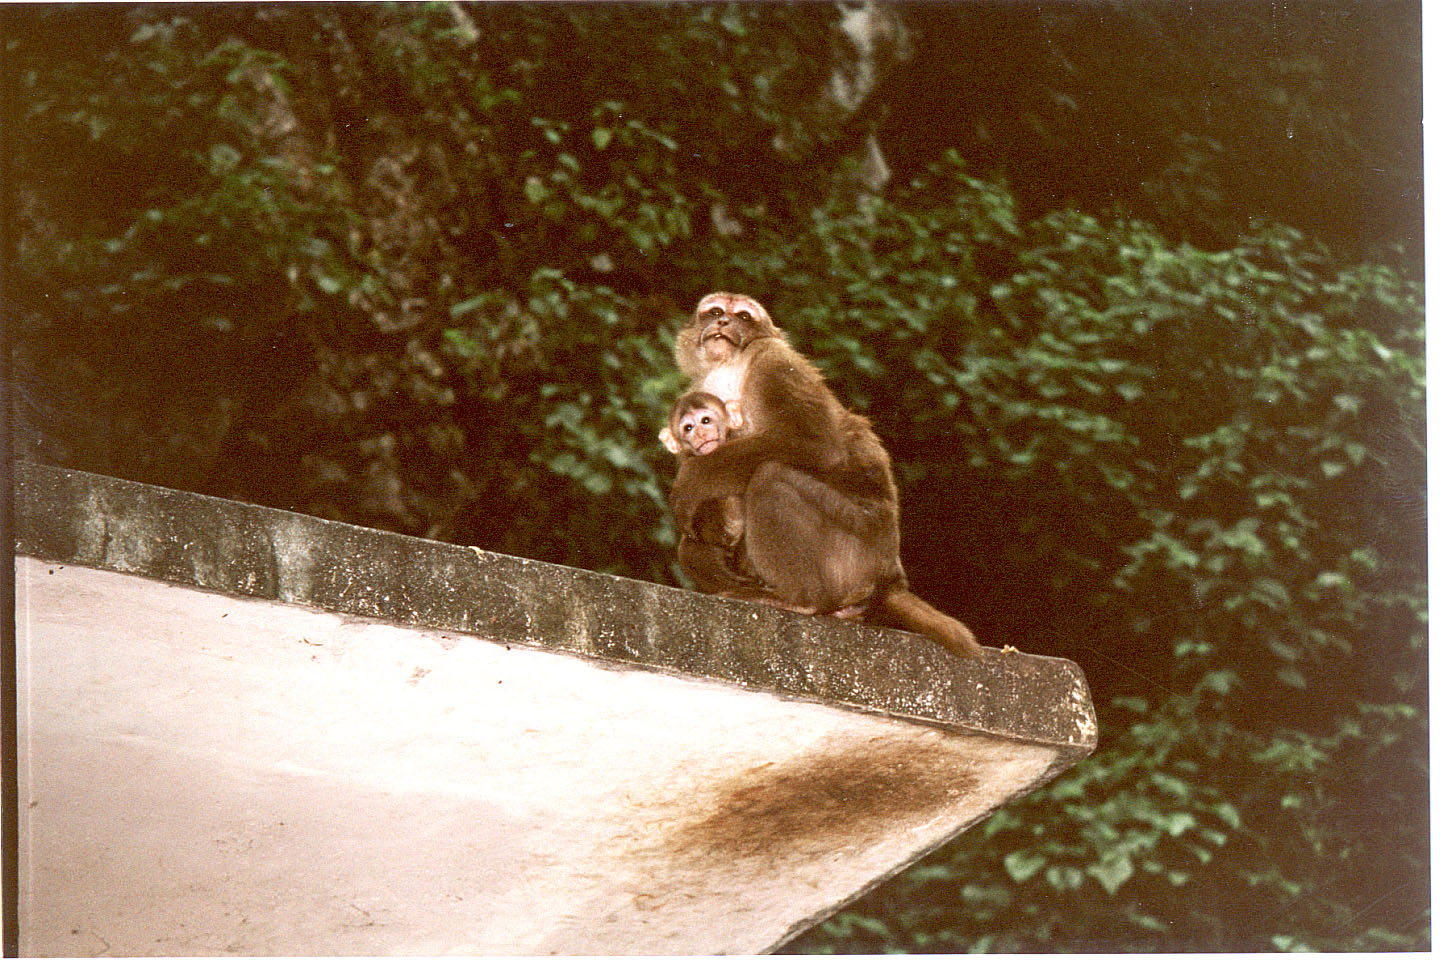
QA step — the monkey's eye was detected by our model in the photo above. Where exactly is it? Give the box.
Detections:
[735,310,752,322]
[699,415,713,424]
[706,306,724,318]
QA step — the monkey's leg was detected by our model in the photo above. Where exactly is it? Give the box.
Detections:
[691,496,745,548]
[744,598,869,617]
[718,495,746,546]
[760,464,893,541]
[678,533,768,596]
[742,463,900,614]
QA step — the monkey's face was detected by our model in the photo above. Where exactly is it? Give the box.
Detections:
[677,292,777,373]
[674,403,729,456]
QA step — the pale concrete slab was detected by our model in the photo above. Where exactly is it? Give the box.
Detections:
[18,558,1060,956]
[13,463,1096,955]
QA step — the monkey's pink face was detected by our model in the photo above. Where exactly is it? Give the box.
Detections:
[693,293,771,362]
[678,406,727,455]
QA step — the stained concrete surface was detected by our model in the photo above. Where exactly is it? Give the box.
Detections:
[13,464,1097,955]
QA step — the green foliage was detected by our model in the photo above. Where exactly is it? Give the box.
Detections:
[884,4,1420,268]
[776,161,1425,953]
[9,2,827,578]
[7,5,1426,953]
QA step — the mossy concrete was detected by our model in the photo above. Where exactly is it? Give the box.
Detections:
[15,461,1096,753]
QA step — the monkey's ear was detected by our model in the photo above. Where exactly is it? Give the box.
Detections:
[723,402,744,430]
[658,427,682,455]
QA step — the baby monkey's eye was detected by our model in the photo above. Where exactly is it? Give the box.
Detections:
[735,310,752,322]
[706,306,725,318]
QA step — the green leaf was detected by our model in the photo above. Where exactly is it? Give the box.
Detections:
[1045,864,1086,892]
[1272,934,1319,952]
[312,272,343,295]
[1158,811,1197,836]
[1276,666,1307,689]
[1003,850,1046,884]
[1087,854,1134,895]
[449,296,486,318]
[207,142,242,174]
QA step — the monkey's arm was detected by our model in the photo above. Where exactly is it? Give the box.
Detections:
[669,430,836,527]
[671,344,844,523]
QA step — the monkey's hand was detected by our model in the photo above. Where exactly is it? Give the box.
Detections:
[672,495,726,543]
[673,488,721,532]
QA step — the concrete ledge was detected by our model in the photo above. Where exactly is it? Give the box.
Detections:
[15,461,1096,756]
[14,461,1097,955]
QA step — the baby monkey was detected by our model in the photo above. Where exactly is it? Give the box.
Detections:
[659,390,746,547]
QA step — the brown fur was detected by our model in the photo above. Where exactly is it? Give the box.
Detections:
[668,292,982,658]
[660,391,746,548]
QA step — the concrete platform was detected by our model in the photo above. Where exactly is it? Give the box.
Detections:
[13,463,1096,955]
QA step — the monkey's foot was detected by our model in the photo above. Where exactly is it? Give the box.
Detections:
[748,596,822,616]
[1001,644,1020,654]
[468,546,484,557]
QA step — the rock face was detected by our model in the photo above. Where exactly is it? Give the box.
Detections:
[15,461,1096,954]
[828,2,914,193]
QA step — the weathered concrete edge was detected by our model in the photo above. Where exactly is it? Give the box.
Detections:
[13,461,1098,756]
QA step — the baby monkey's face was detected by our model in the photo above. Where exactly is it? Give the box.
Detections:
[676,403,728,455]
[659,391,743,458]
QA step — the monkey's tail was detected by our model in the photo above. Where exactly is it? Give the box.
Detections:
[880,589,983,659]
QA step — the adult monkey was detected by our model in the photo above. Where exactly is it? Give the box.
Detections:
[669,292,983,658]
